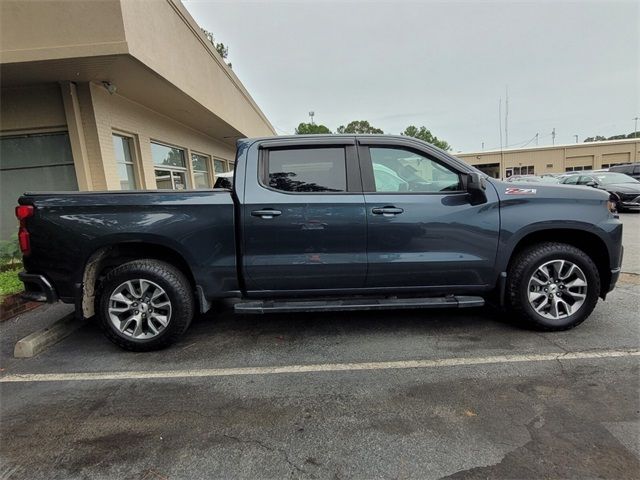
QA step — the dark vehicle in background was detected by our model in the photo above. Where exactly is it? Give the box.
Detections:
[608,162,640,181]
[560,171,640,212]
[16,135,623,351]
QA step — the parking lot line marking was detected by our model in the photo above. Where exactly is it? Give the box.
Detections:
[1,348,639,383]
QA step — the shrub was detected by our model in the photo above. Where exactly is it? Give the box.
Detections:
[0,233,21,265]
[0,268,22,296]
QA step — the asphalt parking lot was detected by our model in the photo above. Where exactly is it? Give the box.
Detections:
[1,214,638,480]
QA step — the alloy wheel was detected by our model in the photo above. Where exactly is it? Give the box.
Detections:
[108,279,172,339]
[527,259,588,320]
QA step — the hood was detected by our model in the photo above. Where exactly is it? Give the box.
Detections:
[600,183,640,194]
[488,179,610,202]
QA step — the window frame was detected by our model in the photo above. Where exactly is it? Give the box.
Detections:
[358,144,465,195]
[112,132,140,190]
[151,140,190,190]
[258,144,362,195]
[191,151,213,189]
[213,158,229,175]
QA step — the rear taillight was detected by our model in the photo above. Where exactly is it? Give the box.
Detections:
[15,205,34,255]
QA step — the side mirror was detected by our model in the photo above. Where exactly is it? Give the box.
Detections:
[585,181,597,187]
[463,172,487,205]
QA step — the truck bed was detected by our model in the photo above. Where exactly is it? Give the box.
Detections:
[19,189,238,304]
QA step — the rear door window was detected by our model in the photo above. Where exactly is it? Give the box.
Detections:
[265,148,347,193]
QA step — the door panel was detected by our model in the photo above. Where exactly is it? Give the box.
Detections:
[361,143,500,288]
[365,192,500,287]
[242,143,367,292]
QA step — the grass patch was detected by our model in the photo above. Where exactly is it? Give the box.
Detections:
[0,268,23,296]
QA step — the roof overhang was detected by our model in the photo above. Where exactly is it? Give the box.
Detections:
[1,54,244,146]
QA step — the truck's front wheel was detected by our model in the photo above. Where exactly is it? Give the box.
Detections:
[97,260,194,351]
[507,242,600,331]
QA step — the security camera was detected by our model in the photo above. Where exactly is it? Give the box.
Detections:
[102,81,117,95]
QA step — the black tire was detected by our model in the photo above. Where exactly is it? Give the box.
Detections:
[97,259,194,351]
[506,242,600,331]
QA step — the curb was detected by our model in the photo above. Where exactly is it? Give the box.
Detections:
[14,313,81,358]
[1,293,41,322]
[620,272,640,285]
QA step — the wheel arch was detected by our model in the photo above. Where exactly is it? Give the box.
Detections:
[79,241,199,319]
[504,228,611,299]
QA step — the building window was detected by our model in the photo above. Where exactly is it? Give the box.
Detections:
[214,159,229,174]
[112,134,137,190]
[565,166,590,172]
[192,152,212,189]
[0,132,78,240]
[507,165,534,176]
[151,142,189,190]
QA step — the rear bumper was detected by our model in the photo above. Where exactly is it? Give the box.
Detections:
[18,272,58,303]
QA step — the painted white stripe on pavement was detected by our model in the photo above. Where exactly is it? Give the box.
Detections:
[1,349,638,383]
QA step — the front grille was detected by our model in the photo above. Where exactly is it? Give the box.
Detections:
[620,193,640,202]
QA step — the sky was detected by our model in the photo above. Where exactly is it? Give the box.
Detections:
[183,0,639,152]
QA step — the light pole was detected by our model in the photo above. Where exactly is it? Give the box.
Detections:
[634,116,639,138]
[574,134,578,143]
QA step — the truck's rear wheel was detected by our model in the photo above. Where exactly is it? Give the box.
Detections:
[507,242,600,331]
[97,260,194,351]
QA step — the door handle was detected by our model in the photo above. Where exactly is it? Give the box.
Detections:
[372,206,404,216]
[251,208,282,219]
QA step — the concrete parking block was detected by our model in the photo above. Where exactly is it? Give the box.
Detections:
[14,313,80,358]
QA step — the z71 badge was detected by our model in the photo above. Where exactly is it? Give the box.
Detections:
[505,187,537,195]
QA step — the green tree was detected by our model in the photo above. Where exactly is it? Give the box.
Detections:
[337,120,383,134]
[584,131,638,142]
[201,28,232,68]
[401,125,451,151]
[295,122,332,134]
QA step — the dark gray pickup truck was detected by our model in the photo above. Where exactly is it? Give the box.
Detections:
[17,135,623,351]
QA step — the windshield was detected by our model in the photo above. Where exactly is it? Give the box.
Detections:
[594,173,639,185]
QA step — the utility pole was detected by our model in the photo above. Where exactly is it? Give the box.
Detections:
[505,86,509,147]
[552,128,556,146]
[499,98,504,178]
[309,111,315,125]
[634,117,639,138]
[574,134,578,143]
[499,99,503,150]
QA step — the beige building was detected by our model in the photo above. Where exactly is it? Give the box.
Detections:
[0,0,275,239]
[456,138,640,179]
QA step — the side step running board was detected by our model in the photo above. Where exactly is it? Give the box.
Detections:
[234,295,485,314]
